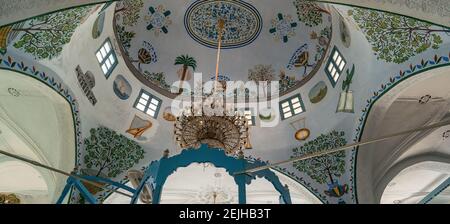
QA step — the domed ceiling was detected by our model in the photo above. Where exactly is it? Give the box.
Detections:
[113,0,333,97]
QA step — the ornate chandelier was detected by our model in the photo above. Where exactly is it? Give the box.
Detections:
[174,19,250,155]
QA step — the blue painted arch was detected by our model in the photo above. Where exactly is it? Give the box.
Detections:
[131,144,291,204]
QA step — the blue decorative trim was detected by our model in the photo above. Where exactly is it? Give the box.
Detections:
[351,52,450,203]
[130,144,291,204]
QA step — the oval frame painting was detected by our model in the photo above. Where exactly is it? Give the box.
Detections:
[339,17,351,48]
[113,75,132,100]
[309,81,328,104]
[92,12,105,39]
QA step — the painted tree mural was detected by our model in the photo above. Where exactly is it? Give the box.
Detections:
[116,25,135,53]
[248,64,275,97]
[115,0,144,26]
[83,127,145,178]
[12,6,93,60]
[292,130,347,185]
[175,55,197,92]
[294,0,330,27]
[349,8,449,64]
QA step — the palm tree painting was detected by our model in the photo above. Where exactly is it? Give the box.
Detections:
[174,55,197,93]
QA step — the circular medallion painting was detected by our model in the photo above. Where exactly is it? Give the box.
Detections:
[309,81,328,104]
[184,0,263,49]
[113,75,132,100]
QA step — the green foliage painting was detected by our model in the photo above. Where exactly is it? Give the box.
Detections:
[349,8,449,64]
[12,6,93,60]
[294,0,330,27]
[84,127,145,178]
[292,130,347,184]
[115,0,144,26]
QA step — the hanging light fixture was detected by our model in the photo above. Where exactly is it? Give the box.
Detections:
[174,19,250,155]
[337,64,355,113]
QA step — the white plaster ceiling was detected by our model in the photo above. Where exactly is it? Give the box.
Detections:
[357,66,450,203]
[0,69,76,203]
[381,161,450,204]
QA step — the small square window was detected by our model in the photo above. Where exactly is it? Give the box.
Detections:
[96,38,118,78]
[325,46,346,87]
[134,89,162,119]
[279,94,305,120]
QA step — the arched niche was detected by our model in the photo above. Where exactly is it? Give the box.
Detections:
[356,65,450,203]
[0,69,76,203]
[380,160,450,204]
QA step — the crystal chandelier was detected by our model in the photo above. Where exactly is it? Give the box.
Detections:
[174,19,250,155]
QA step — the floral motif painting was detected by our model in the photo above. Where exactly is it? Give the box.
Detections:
[113,75,132,100]
[131,41,158,71]
[292,131,348,199]
[145,5,172,36]
[349,8,449,63]
[84,126,145,178]
[294,0,330,27]
[184,0,263,49]
[11,6,94,60]
[269,13,297,43]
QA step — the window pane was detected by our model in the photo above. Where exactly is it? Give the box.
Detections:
[100,47,107,58]
[281,102,289,108]
[333,51,339,60]
[294,107,303,114]
[284,112,292,119]
[339,61,346,71]
[101,65,108,74]
[335,56,342,66]
[291,97,299,104]
[139,98,148,105]
[147,110,156,117]
[104,41,111,53]
[328,63,334,72]
[292,102,301,109]
[149,104,157,111]
[105,60,111,69]
[141,93,150,100]
[333,74,339,82]
[108,55,115,65]
[96,52,103,63]
[136,103,146,111]
[151,98,159,105]
[283,107,291,113]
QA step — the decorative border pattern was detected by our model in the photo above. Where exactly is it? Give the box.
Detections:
[350,52,450,203]
[184,0,263,49]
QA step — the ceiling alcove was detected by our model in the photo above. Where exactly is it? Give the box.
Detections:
[356,66,450,203]
[112,0,333,98]
[0,69,76,203]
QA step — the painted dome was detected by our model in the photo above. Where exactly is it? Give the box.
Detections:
[113,0,333,97]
